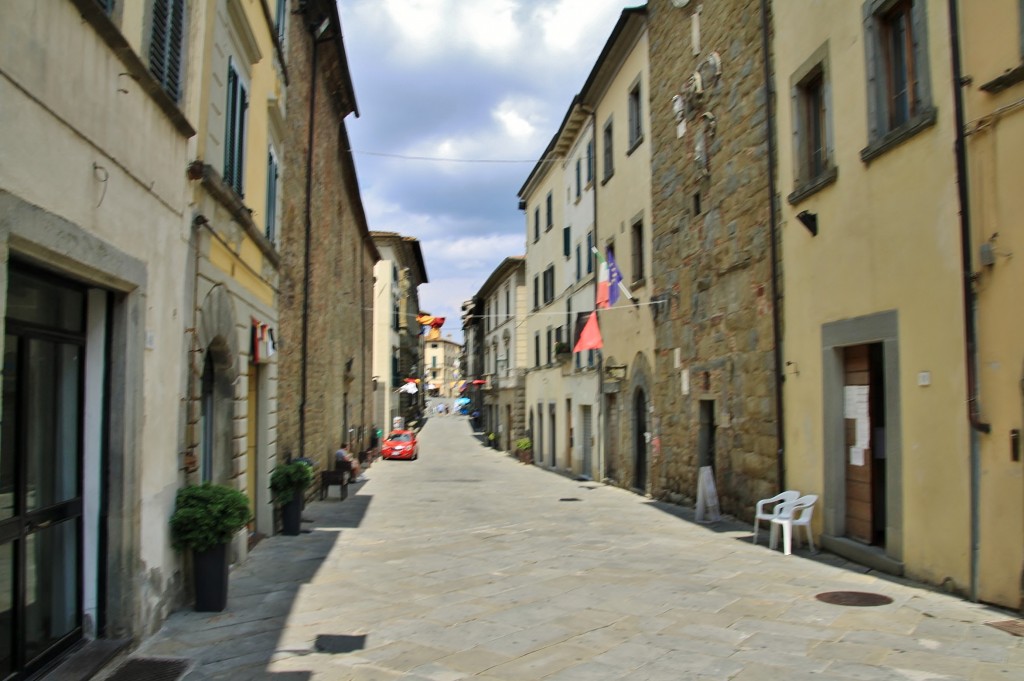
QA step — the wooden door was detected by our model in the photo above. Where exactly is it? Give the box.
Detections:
[844,345,873,543]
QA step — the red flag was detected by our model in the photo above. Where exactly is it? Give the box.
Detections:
[573,311,603,352]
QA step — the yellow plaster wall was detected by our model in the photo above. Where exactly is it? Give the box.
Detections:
[595,28,655,374]
[961,0,1024,609]
[775,0,971,591]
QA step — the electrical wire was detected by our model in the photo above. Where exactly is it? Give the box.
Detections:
[348,149,566,164]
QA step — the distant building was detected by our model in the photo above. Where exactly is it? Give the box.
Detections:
[371,232,428,430]
[474,257,527,450]
[424,337,463,398]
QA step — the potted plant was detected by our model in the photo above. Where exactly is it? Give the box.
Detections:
[554,341,572,362]
[270,460,313,536]
[170,483,251,612]
[515,437,533,464]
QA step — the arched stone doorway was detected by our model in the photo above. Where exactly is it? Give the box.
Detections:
[628,352,653,493]
[196,285,240,486]
[634,387,648,491]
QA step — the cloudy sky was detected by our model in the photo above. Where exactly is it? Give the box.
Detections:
[340,0,630,341]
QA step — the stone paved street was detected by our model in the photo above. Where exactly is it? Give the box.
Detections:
[134,414,1024,680]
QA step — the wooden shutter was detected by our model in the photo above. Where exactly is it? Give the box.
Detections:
[149,0,184,101]
[224,64,239,190]
[265,150,278,242]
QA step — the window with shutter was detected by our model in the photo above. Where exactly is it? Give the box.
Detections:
[275,0,288,45]
[224,58,248,195]
[149,0,185,101]
[265,148,279,243]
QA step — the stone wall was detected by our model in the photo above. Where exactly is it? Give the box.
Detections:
[647,0,780,519]
[278,11,376,471]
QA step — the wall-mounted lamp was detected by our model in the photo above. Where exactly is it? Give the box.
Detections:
[517,199,527,211]
[797,210,818,237]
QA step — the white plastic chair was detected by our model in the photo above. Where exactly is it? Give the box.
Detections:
[752,490,800,545]
[769,494,818,555]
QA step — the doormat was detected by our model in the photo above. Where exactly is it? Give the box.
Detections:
[104,657,193,681]
[986,620,1024,637]
[815,591,894,607]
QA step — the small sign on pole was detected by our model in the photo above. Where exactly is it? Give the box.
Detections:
[695,465,721,523]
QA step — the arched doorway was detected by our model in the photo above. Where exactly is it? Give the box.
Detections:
[634,388,648,490]
[199,339,235,485]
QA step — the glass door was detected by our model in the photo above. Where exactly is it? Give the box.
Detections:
[1,267,85,679]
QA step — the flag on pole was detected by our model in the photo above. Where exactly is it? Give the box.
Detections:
[573,311,603,352]
[595,256,610,309]
[607,248,623,306]
[592,247,632,308]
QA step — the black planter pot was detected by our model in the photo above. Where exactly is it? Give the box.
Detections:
[281,490,303,536]
[193,543,229,612]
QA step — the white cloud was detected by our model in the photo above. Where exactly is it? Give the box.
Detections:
[494,100,536,140]
[458,0,521,57]
[534,0,628,54]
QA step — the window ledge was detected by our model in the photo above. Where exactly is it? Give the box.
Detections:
[787,166,839,206]
[630,278,645,291]
[194,162,281,269]
[860,107,937,164]
[626,135,644,156]
[601,171,615,186]
[979,63,1024,94]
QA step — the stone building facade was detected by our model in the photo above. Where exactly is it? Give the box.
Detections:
[647,0,781,517]
[278,0,379,472]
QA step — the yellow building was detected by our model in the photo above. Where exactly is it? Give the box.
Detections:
[958,0,1024,610]
[583,8,655,492]
[774,0,974,596]
[181,0,289,554]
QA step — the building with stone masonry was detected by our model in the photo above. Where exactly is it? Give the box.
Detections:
[278,0,379,482]
[647,0,782,516]
[371,232,428,432]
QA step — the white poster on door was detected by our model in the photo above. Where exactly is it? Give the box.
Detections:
[844,385,870,466]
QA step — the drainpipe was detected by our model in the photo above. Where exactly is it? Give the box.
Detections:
[759,0,786,491]
[947,0,989,603]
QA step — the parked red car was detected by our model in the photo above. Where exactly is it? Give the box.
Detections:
[381,430,418,460]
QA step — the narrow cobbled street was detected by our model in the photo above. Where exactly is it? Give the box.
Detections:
[135,413,1024,680]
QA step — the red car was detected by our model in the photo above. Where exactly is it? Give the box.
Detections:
[381,430,419,460]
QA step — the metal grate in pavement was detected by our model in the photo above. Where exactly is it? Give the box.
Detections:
[104,657,192,681]
[315,634,367,654]
[815,591,893,607]
[559,497,582,502]
[987,620,1024,637]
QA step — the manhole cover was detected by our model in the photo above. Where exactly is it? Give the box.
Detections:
[105,657,192,681]
[987,620,1024,637]
[815,591,893,607]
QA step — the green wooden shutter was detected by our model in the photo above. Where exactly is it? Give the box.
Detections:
[265,150,278,242]
[149,0,184,101]
[224,64,238,190]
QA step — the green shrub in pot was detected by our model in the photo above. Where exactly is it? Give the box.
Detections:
[170,483,252,553]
